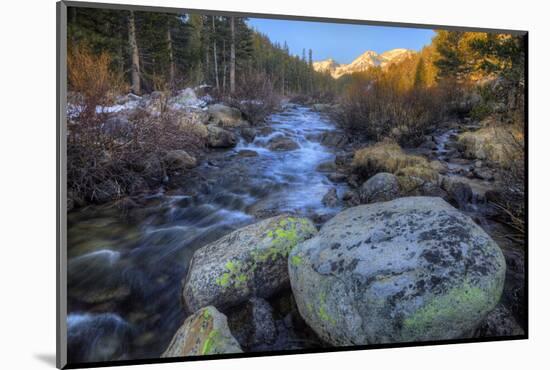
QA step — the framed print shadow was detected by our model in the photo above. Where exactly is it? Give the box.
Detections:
[56,1,528,368]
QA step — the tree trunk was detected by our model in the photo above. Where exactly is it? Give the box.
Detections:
[167,27,176,90]
[212,17,220,90]
[230,17,236,94]
[222,39,227,92]
[128,10,141,95]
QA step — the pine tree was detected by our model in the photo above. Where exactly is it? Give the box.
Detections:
[414,57,427,88]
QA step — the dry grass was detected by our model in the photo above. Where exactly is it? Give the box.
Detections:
[352,141,437,182]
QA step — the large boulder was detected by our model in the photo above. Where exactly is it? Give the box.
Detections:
[359,172,400,203]
[182,215,317,313]
[161,306,242,357]
[208,104,248,128]
[207,125,237,148]
[163,150,197,171]
[289,197,506,345]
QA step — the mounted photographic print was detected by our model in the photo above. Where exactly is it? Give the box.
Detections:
[56,1,528,368]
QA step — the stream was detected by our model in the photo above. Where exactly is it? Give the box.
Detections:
[66,104,347,363]
[66,107,525,363]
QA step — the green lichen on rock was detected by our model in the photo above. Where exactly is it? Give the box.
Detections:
[215,260,247,288]
[317,291,336,325]
[201,329,221,355]
[403,280,499,339]
[161,306,242,357]
[290,254,303,267]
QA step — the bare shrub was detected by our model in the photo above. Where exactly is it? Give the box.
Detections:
[336,80,445,147]
[490,123,525,238]
[67,107,207,205]
[223,72,281,125]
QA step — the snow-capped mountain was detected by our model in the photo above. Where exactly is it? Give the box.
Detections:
[311,58,340,75]
[313,48,415,79]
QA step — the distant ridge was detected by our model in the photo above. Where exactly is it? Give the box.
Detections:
[313,48,415,79]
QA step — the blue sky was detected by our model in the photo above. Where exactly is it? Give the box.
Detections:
[247,18,435,64]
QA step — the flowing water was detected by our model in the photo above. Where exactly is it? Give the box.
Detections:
[66,104,347,363]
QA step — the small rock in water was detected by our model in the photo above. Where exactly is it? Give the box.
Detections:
[207,125,237,148]
[268,136,299,151]
[328,172,347,183]
[322,188,339,207]
[237,150,259,158]
[317,160,337,172]
[163,150,197,170]
[240,127,257,142]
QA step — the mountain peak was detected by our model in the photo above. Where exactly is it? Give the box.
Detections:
[313,48,416,79]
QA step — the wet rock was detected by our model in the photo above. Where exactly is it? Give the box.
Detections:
[322,188,338,207]
[317,160,337,172]
[342,190,360,207]
[289,197,506,345]
[328,172,348,183]
[162,306,242,357]
[163,150,197,170]
[474,168,495,181]
[240,127,257,142]
[441,177,473,207]
[419,138,437,150]
[335,153,352,166]
[476,304,524,337]
[320,132,348,148]
[227,298,278,349]
[359,172,400,204]
[257,126,274,136]
[208,104,248,128]
[182,215,317,312]
[237,150,259,158]
[207,125,237,148]
[268,136,299,151]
